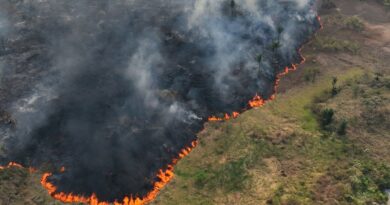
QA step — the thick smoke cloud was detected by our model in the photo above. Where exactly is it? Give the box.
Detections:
[0,0,319,202]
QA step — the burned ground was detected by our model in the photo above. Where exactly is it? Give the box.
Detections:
[0,0,319,203]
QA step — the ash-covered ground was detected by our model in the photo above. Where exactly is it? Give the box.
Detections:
[0,0,319,202]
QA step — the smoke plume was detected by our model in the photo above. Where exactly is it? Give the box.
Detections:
[0,0,320,202]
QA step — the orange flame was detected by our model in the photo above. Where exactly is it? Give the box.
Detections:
[207,111,240,122]
[0,162,36,173]
[207,116,223,121]
[41,140,198,205]
[0,162,24,170]
[248,94,265,108]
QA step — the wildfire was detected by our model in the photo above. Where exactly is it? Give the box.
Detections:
[207,47,309,120]
[0,162,24,170]
[209,15,322,119]
[232,112,239,118]
[40,16,320,202]
[248,94,266,108]
[208,53,304,120]
[207,116,223,121]
[40,14,323,205]
[0,161,36,173]
[5,46,307,205]
[40,140,198,205]
[207,111,240,122]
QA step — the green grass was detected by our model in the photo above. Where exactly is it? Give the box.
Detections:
[266,68,364,131]
[313,36,361,54]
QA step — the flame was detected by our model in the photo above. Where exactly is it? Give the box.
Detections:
[207,116,223,121]
[0,162,36,173]
[207,111,240,122]
[41,140,198,205]
[0,162,24,170]
[248,94,265,108]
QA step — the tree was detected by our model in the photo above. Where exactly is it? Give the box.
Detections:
[270,27,284,53]
[230,0,235,8]
[256,54,262,68]
[230,0,236,17]
[0,37,5,53]
[320,108,334,129]
[271,41,281,52]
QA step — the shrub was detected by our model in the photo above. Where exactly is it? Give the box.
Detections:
[314,37,360,54]
[320,108,334,128]
[337,120,348,135]
[304,67,320,83]
[344,16,364,32]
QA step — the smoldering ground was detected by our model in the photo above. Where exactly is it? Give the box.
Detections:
[0,0,320,202]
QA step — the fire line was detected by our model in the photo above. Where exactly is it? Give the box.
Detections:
[1,14,323,205]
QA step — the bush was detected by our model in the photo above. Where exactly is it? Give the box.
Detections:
[320,108,334,128]
[314,37,360,54]
[344,16,364,32]
[304,67,320,83]
[337,120,348,135]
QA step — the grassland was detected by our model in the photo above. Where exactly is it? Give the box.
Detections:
[151,64,389,205]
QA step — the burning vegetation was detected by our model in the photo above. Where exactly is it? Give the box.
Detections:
[0,0,320,204]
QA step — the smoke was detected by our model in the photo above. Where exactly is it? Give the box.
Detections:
[0,0,320,202]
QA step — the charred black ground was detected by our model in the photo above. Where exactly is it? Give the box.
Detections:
[0,0,320,202]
